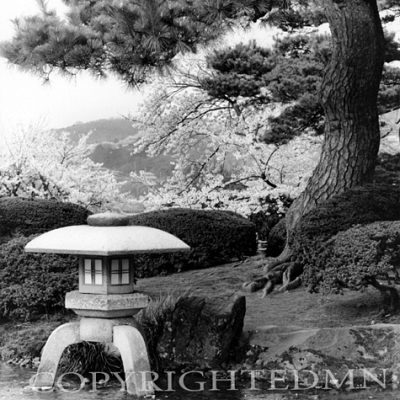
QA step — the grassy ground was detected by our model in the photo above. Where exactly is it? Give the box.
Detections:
[136,254,400,331]
[0,314,74,363]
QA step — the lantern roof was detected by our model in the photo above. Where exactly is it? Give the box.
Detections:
[25,225,190,256]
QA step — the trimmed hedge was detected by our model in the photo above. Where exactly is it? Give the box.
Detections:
[296,184,400,290]
[0,235,79,321]
[317,221,400,294]
[128,208,257,277]
[0,197,90,241]
[0,198,87,320]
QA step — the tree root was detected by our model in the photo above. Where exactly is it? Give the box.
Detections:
[277,267,302,293]
[263,245,293,273]
[242,277,270,293]
[366,276,400,314]
[242,243,303,297]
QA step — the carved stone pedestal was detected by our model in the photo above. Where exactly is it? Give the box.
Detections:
[32,317,154,397]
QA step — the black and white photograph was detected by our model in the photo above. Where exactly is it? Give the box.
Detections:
[0,0,400,399]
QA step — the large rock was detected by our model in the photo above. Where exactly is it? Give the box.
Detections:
[156,294,246,370]
[245,324,400,386]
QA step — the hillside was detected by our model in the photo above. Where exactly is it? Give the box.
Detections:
[90,143,174,177]
[55,118,140,144]
[55,117,175,196]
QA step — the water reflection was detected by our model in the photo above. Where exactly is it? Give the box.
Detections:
[1,363,400,400]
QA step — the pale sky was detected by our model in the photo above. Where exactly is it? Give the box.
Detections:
[0,0,142,139]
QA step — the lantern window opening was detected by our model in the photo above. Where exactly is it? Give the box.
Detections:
[111,258,131,286]
[84,258,103,286]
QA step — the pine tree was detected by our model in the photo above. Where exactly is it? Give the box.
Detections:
[1,0,274,84]
[1,0,398,289]
[199,30,399,144]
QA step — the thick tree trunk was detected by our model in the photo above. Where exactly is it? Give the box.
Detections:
[284,0,385,247]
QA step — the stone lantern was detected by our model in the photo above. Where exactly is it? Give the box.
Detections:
[25,213,190,396]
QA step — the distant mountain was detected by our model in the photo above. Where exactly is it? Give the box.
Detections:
[91,142,174,178]
[56,118,140,144]
[56,117,175,197]
[54,116,246,197]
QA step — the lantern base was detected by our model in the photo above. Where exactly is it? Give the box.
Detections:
[31,318,153,397]
[65,291,150,318]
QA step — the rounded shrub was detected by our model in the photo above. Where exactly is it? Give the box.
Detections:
[296,184,400,290]
[128,208,257,277]
[0,197,89,241]
[0,235,79,321]
[248,194,292,241]
[266,218,287,257]
[318,221,400,293]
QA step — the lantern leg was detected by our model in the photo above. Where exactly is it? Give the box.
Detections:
[113,325,154,397]
[31,322,81,390]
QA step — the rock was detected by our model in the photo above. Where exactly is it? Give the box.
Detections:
[87,212,130,226]
[251,324,400,385]
[156,294,246,370]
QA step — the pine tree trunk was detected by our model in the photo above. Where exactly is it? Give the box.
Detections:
[284,0,385,246]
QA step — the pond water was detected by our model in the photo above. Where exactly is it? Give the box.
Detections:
[1,363,400,400]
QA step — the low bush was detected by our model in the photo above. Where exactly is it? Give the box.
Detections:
[248,194,293,241]
[266,218,287,257]
[318,221,400,292]
[0,236,79,321]
[58,342,123,376]
[296,184,400,291]
[0,197,89,241]
[129,208,257,277]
